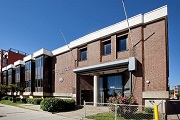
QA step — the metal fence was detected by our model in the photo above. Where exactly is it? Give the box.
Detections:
[83,101,164,120]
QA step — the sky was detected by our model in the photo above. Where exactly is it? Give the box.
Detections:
[0,0,179,89]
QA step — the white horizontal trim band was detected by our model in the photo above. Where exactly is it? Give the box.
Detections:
[23,54,35,62]
[14,60,25,66]
[73,57,136,72]
[52,5,167,56]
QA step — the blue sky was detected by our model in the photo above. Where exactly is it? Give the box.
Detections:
[0,0,179,89]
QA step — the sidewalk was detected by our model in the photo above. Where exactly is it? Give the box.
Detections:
[167,114,180,120]
[20,104,108,120]
[19,104,42,111]
[20,104,180,120]
[0,103,70,120]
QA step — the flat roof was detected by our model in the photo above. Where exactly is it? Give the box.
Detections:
[7,64,15,69]
[14,60,25,66]
[23,54,35,62]
[33,48,53,58]
[52,5,167,56]
[25,5,167,59]
[2,67,7,71]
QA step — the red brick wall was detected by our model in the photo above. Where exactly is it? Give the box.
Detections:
[53,17,168,105]
[144,19,168,91]
[79,75,93,90]
[130,25,144,105]
[53,50,77,94]
[8,51,25,65]
[0,50,25,84]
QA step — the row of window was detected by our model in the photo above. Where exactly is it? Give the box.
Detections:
[2,56,45,89]
[35,56,44,87]
[80,35,127,61]
[25,61,31,81]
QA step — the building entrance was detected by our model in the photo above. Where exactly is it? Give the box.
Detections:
[81,90,93,105]
[99,74,123,103]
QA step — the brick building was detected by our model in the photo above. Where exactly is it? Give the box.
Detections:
[174,85,180,98]
[1,6,169,106]
[0,48,27,85]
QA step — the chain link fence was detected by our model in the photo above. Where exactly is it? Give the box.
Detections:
[83,101,164,120]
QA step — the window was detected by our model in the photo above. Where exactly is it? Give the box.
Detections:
[25,61,31,88]
[117,35,127,51]
[3,71,7,85]
[26,80,31,88]
[107,75,122,97]
[103,40,111,55]
[35,56,44,88]
[99,74,123,103]
[2,59,7,67]
[80,48,87,61]
[8,69,12,84]
[15,66,20,87]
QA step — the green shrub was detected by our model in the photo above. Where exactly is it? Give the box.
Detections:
[27,98,43,105]
[16,97,21,101]
[144,107,154,113]
[40,98,76,112]
[20,98,27,103]
[63,99,76,110]
[8,97,13,101]
[33,98,43,105]
[176,94,180,99]
[40,98,65,112]
[2,96,10,100]
[27,98,33,104]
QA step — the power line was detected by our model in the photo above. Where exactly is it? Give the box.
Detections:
[60,30,76,62]
[121,0,134,51]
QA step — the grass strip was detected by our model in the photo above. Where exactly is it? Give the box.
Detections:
[86,111,154,120]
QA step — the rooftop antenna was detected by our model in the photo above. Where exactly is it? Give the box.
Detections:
[121,0,135,56]
[60,30,76,63]
[121,0,136,95]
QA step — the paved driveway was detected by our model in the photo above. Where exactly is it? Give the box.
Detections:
[0,104,75,120]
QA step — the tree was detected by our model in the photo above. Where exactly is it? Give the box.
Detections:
[176,94,180,99]
[0,84,7,93]
[7,84,24,103]
[169,89,174,94]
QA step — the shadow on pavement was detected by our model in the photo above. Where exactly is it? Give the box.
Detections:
[0,115,6,118]
[51,105,84,114]
[74,105,84,110]
[4,112,25,114]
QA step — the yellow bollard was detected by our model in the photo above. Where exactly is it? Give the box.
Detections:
[154,105,159,120]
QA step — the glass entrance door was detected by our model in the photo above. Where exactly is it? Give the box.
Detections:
[107,75,123,97]
[99,77,104,103]
[99,74,123,103]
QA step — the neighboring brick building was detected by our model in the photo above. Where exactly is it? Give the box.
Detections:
[174,85,180,98]
[0,48,27,85]
[2,6,169,107]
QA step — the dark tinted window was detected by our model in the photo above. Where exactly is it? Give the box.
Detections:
[103,40,111,55]
[25,61,32,88]
[80,48,87,61]
[8,69,13,84]
[35,56,44,87]
[117,35,127,51]
[15,66,20,83]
